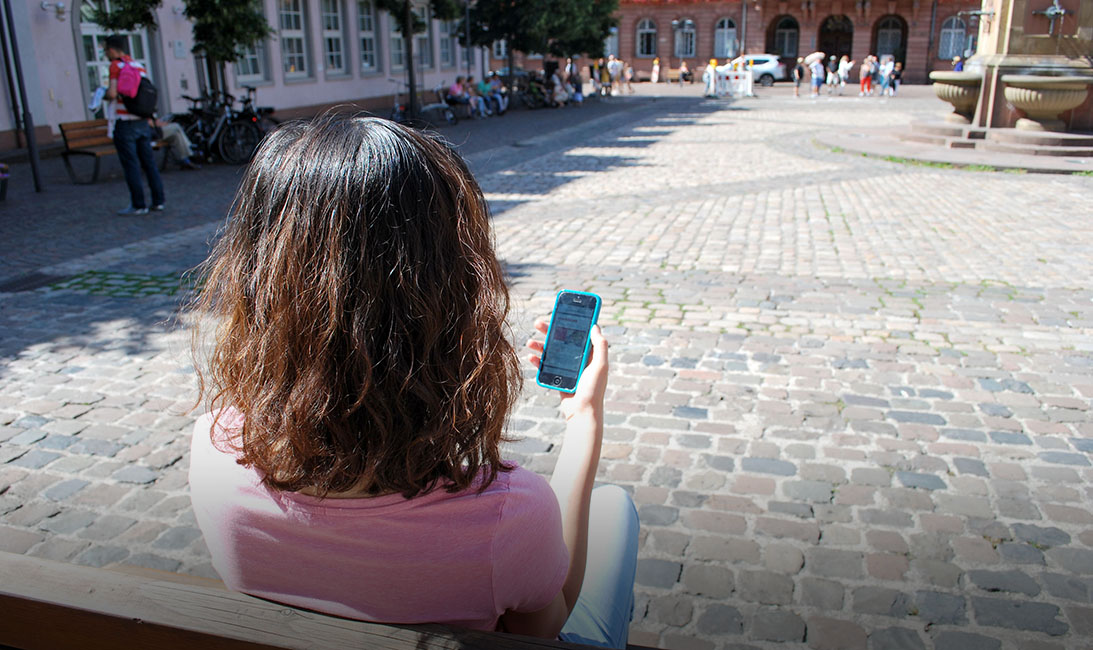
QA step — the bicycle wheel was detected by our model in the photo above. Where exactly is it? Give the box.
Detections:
[182,121,208,162]
[218,121,262,165]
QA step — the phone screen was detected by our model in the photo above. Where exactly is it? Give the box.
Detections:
[538,291,600,392]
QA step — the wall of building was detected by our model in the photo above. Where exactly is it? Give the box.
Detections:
[0,0,485,146]
[562,0,983,85]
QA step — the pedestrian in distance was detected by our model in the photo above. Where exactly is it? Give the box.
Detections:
[103,34,164,216]
[889,61,903,96]
[859,56,874,96]
[837,55,854,95]
[703,58,718,98]
[607,54,623,95]
[446,76,472,118]
[623,62,635,94]
[678,60,690,87]
[463,76,490,118]
[952,55,964,71]
[793,57,805,98]
[650,56,660,84]
[188,114,639,649]
[809,57,825,98]
[825,56,839,95]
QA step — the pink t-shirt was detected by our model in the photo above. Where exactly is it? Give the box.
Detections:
[188,411,569,631]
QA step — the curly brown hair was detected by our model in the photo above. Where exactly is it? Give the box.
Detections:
[191,115,520,498]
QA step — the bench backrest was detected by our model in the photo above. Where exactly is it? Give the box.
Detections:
[0,551,595,650]
[58,119,112,150]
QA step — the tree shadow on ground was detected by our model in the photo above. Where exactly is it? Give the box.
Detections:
[481,100,721,218]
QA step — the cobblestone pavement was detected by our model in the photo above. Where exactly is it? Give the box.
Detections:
[2,85,1093,650]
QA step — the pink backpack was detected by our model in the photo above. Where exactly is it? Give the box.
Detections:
[116,60,142,98]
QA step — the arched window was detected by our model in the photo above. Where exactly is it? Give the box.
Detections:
[774,16,798,58]
[938,16,966,60]
[675,19,696,58]
[637,19,657,58]
[876,15,903,58]
[715,18,738,59]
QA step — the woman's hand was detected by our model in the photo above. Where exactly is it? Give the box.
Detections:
[526,317,609,421]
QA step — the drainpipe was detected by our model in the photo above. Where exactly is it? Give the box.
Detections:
[0,3,23,144]
[925,0,938,82]
[1,0,42,192]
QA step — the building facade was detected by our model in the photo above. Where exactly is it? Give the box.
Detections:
[0,0,489,148]
[488,0,981,85]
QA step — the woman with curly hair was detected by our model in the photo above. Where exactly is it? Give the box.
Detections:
[188,115,637,648]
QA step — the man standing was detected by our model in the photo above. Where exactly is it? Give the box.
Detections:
[104,35,164,216]
[606,55,623,95]
[809,57,825,98]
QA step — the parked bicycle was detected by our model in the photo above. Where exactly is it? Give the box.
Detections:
[172,90,263,165]
[389,80,457,127]
[239,85,281,134]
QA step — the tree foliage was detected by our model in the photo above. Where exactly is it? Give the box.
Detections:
[463,0,618,59]
[91,0,160,31]
[91,0,271,63]
[374,0,461,35]
[184,0,272,63]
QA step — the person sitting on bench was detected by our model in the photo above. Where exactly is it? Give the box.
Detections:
[187,115,639,649]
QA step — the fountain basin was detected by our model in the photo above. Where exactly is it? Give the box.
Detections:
[929,71,982,124]
[1001,75,1093,132]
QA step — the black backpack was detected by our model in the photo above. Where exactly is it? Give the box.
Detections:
[122,77,158,118]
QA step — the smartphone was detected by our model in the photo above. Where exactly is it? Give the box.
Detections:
[536,290,602,393]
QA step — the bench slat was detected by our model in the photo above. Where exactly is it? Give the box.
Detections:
[59,118,108,131]
[0,551,601,650]
[63,136,113,149]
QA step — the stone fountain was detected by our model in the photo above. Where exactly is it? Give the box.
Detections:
[916,0,1093,155]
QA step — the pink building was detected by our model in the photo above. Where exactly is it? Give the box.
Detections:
[0,0,489,149]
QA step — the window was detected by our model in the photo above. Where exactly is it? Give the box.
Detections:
[440,20,456,67]
[279,0,309,78]
[774,17,799,58]
[715,18,738,59]
[358,0,379,72]
[80,0,152,97]
[636,19,656,58]
[321,0,347,75]
[235,42,268,83]
[938,16,965,60]
[413,4,432,69]
[492,39,506,60]
[674,20,695,58]
[876,16,902,57]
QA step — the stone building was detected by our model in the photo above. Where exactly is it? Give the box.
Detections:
[490,0,982,85]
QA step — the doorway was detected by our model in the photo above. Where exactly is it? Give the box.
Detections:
[817,15,853,61]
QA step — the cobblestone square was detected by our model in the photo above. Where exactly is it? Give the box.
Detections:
[1,86,1092,649]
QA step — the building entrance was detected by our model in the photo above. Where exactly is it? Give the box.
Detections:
[817,15,853,60]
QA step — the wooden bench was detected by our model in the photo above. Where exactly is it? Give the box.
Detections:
[0,551,650,650]
[59,119,170,185]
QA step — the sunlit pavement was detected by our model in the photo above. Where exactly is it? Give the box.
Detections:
[2,82,1092,650]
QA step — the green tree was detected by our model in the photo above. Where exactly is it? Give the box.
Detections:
[92,0,271,93]
[375,0,460,119]
[463,0,617,93]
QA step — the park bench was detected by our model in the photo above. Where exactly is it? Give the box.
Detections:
[662,68,693,84]
[58,119,170,185]
[0,551,650,650]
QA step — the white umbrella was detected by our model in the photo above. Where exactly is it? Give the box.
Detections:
[804,51,825,65]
